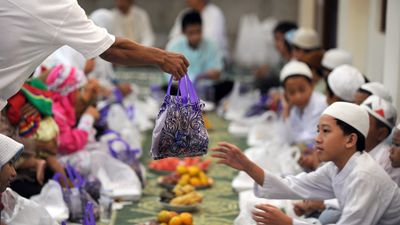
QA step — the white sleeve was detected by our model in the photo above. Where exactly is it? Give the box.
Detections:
[293,218,322,225]
[254,165,335,200]
[54,1,115,59]
[324,199,340,209]
[335,173,385,225]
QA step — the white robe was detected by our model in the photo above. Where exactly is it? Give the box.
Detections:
[254,152,400,225]
[369,142,400,186]
[169,3,228,58]
[111,6,155,46]
[286,91,327,144]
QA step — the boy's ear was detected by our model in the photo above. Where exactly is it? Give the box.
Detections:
[345,133,358,149]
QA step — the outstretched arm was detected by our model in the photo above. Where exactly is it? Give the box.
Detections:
[211,142,265,185]
[100,37,189,80]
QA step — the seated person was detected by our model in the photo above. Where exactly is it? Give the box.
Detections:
[321,48,353,77]
[166,10,223,101]
[325,65,365,105]
[169,0,228,58]
[390,123,400,168]
[291,28,323,62]
[354,82,392,105]
[280,60,327,144]
[213,102,400,224]
[111,0,155,46]
[0,134,57,225]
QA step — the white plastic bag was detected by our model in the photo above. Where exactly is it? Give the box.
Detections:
[1,188,58,225]
[90,151,142,201]
[228,111,277,137]
[30,180,69,222]
[224,81,260,121]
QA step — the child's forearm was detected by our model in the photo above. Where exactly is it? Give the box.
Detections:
[244,160,265,186]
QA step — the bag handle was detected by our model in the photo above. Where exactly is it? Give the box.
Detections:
[105,129,141,158]
[65,163,85,189]
[179,75,199,104]
[83,202,96,225]
[52,172,70,190]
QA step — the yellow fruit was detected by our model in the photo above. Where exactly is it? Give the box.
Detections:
[180,212,193,225]
[189,177,201,186]
[199,172,208,185]
[187,166,200,177]
[169,216,182,225]
[158,210,171,223]
[178,178,188,186]
[160,223,168,225]
[181,174,191,182]
[176,165,187,175]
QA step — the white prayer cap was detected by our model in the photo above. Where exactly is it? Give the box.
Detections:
[90,9,113,32]
[327,65,365,102]
[292,28,320,50]
[322,49,353,70]
[359,82,392,103]
[322,102,369,138]
[0,134,23,168]
[280,60,313,83]
[361,95,397,129]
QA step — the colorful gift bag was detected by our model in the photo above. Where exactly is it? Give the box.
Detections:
[151,76,209,160]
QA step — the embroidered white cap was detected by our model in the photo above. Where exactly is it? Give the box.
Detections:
[292,28,320,50]
[0,134,24,168]
[359,82,392,103]
[327,65,365,102]
[322,102,369,138]
[361,95,397,129]
[280,60,313,83]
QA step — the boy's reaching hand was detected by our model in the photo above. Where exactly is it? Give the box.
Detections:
[211,142,250,171]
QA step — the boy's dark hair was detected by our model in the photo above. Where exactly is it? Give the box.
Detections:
[335,119,365,151]
[357,87,372,96]
[273,21,298,34]
[281,75,312,87]
[273,21,297,52]
[181,10,202,32]
[371,115,392,139]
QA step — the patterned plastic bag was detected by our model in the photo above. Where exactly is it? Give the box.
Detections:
[151,76,209,160]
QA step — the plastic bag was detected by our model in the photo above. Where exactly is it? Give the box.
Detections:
[150,76,209,160]
[30,180,69,222]
[1,188,58,225]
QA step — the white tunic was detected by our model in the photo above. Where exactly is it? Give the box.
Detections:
[0,0,115,110]
[369,142,400,186]
[254,152,400,225]
[111,6,155,46]
[169,3,228,58]
[287,91,327,143]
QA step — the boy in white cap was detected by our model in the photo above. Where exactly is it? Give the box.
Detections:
[212,102,400,225]
[354,82,392,105]
[321,49,352,77]
[291,28,322,61]
[0,134,57,225]
[326,65,365,105]
[390,124,400,168]
[362,96,400,185]
[280,60,327,143]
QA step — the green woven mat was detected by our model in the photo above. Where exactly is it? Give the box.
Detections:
[112,113,248,225]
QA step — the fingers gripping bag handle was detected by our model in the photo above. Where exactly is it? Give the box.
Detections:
[66,163,86,188]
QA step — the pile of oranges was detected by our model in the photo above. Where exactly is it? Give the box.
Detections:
[157,210,193,225]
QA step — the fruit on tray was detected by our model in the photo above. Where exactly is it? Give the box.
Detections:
[149,157,212,172]
[156,210,194,225]
[169,184,203,206]
[176,166,212,187]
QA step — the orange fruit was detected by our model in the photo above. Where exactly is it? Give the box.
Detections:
[169,211,179,218]
[157,210,171,223]
[179,212,193,225]
[189,177,201,186]
[169,216,182,225]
